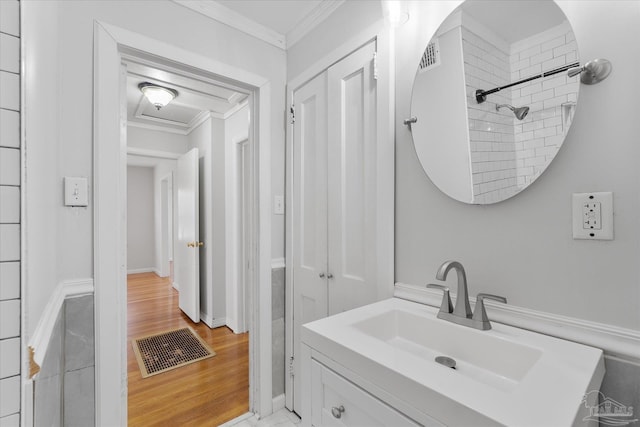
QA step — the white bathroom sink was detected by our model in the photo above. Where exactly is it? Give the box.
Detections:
[351,308,542,392]
[302,298,605,426]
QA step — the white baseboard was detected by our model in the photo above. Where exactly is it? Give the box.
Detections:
[271,258,285,269]
[394,282,640,364]
[272,393,286,412]
[200,312,227,329]
[28,279,94,374]
[126,268,156,275]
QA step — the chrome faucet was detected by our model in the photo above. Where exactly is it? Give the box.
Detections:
[427,260,507,330]
[436,261,472,319]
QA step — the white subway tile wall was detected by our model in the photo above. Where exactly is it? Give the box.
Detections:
[0,110,19,148]
[0,262,19,301]
[511,22,578,190]
[462,20,578,204]
[463,28,520,204]
[0,1,20,425]
[0,338,20,378]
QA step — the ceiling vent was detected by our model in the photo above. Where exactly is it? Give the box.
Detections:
[419,39,440,72]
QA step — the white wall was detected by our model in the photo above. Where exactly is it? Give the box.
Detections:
[23,0,286,337]
[126,166,156,272]
[128,125,184,277]
[395,0,640,330]
[127,125,188,154]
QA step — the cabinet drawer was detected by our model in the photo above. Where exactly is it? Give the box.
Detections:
[311,360,420,427]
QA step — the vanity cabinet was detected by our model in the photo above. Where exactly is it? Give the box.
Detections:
[302,343,445,427]
[310,360,422,427]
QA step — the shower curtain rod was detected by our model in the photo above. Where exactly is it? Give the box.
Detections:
[475,61,579,104]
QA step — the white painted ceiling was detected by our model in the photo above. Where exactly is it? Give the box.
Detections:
[126,60,248,134]
[462,0,566,44]
[216,0,323,35]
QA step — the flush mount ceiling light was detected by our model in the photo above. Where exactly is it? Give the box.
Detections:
[138,82,178,110]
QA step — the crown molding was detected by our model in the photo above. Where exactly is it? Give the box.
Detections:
[128,120,190,135]
[172,0,344,51]
[173,0,286,49]
[127,147,181,160]
[188,110,213,130]
[223,99,249,119]
[286,0,345,48]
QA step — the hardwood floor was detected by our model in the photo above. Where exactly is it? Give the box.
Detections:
[127,272,249,426]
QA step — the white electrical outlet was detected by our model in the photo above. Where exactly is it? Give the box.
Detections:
[64,177,89,207]
[572,192,613,240]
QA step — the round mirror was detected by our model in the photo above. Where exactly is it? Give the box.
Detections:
[410,0,579,204]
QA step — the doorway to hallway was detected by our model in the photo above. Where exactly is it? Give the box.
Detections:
[127,272,248,426]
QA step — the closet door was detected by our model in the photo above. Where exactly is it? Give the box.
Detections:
[327,40,378,315]
[291,72,328,412]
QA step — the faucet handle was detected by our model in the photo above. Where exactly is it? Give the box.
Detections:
[427,284,453,314]
[472,293,507,330]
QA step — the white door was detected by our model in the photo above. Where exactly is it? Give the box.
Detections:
[292,71,328,413]
[327,40,378,315]
[291,40,378,412]
[175,148,201,323]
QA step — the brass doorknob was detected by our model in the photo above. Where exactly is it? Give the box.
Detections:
[187,242,194,247]
[197,241,204,247]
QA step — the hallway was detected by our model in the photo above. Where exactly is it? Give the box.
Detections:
[127,273,249,426]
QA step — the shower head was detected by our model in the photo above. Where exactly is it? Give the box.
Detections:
[496,104,529,121]
[567,58,612,84]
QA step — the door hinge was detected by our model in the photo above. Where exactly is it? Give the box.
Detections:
[290,104,295,124]
[289,356,295,377]
[373,52,378,80]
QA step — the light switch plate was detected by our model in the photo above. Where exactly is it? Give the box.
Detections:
[572,192,613,240]
[64,177,88,207]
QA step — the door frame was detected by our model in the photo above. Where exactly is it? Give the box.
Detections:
[284,21,395,410]
[229,136,251,334]
[159,172,173,279]
[94,22,273,426]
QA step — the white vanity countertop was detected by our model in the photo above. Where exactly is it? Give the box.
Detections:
[302,298,605,426]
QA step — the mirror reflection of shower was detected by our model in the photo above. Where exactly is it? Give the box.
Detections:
[496,104,529,121]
